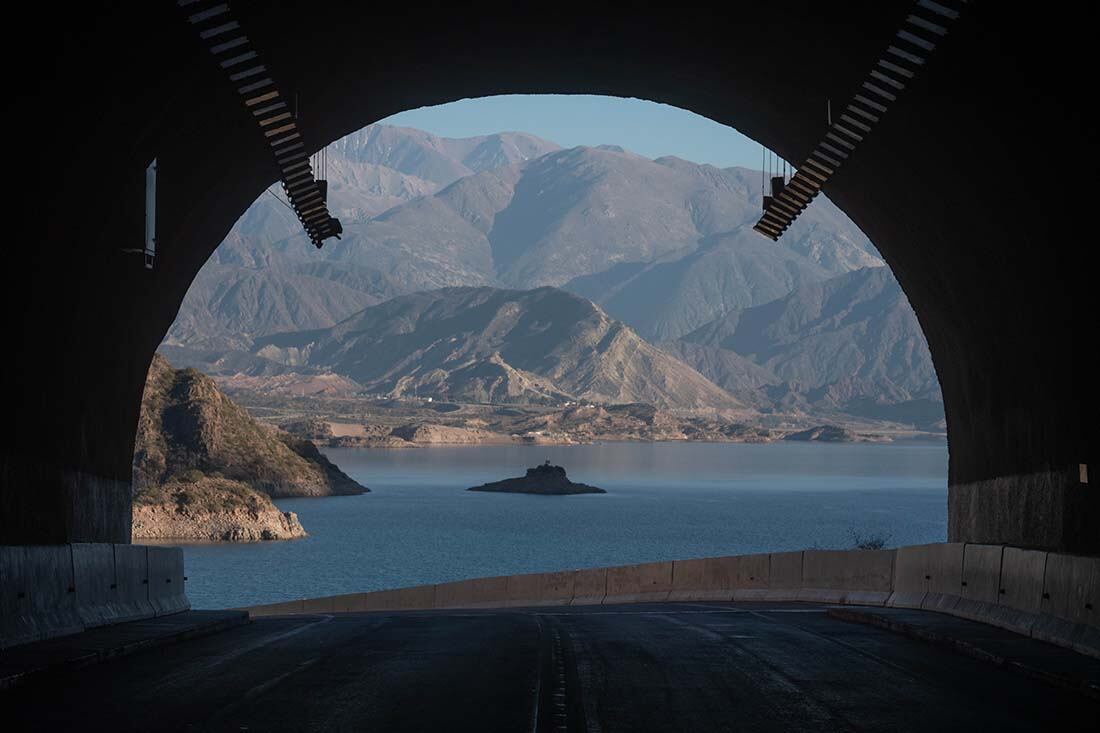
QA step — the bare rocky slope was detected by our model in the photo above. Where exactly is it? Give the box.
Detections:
[251,286,741,410]
[165,125,879,352]
[132,354,367,541]
[161,124,937,423]
[132,477,307,542]
[671,266,943,422]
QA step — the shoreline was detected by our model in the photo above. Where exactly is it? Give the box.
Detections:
[318,434,948,450]
[225,390,947,451]
[137,535,311,547]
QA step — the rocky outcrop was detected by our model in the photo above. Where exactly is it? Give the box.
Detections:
[279,417,335,441]
[132,355,367,541]
[389,423,514,445]
[468,463,605,495]
[134,354,366,499]
[782,425,888,442]
[132,477,306,542]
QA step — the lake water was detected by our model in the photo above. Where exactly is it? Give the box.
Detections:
[182,441,948,609]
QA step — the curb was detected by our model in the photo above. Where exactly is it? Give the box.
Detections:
[826,607,1100,701]
[0,611,250,691]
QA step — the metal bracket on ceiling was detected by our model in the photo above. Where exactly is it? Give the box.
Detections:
[177,0,342,249]
[753,0,967,241]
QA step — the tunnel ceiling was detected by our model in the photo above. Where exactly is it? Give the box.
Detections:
[1,1,1094,551]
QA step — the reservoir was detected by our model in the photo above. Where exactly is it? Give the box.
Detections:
[182,441,947,609]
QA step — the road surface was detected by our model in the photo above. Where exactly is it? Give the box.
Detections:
[5,602,1096,731]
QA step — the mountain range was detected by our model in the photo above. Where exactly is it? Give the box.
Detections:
[165,124,880,351]
[250,286,740,409]
[163,124,940,425]
[666,266,942,423]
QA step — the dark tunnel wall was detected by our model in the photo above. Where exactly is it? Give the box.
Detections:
[0,2,1094,551]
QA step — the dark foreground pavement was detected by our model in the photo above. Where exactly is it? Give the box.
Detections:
[3,602,1097,732]
[0,610,249,690]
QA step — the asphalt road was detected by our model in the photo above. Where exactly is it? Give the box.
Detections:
[4,602,1096,731]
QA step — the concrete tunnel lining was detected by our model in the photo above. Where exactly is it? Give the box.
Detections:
[0,1,1093,552]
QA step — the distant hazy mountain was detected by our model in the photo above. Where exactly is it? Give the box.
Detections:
[167,125,880,349]
[660,340,781,405]
[163,126,938,421]
[166,125,560,349]
[164,262,394,352]
[249,287,741,409]
[564,228,834,342]
[331,147,879,339]
[330,125,562,186]
[674,266,942,414]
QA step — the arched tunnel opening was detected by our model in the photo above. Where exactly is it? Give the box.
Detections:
[2,0,1089,552]
[141,91,949,609]
[1,1,1096,729]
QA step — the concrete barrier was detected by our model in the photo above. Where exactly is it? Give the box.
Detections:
[666,556,739,602]
[764,551,802,601]
[888,543,964,611]
[571,568,607,605]
[921,542,965,612]
[604,562,674,604]
[732,553,770,601]
[888,544,928,608]
[147,546,190,617]
[506,571,574,607]
[986,547,1047,634]
[248,598,307,617]
[949,543,1049,637]
[0,543,178,646]
[1,545,82,648]
[1000,547,1047,615]
[113,544,155,622]
[1034,553,1100,657]
[300,595,337,613]
[953,544,1003,623]
[346,589,402,613]
[389,581,435,607]
[236,544,1099,660]
[703,556,740,601]
[435,576,509,609]
[800,549,894,605]
[1040,553,1099,626]
[247,584,440,616]
[71,543,117,628]
[666,559,706,601]
[365,584,436,611]
[328,593,367,613]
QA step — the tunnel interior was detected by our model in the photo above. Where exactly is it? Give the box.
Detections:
[0,1,1094,554]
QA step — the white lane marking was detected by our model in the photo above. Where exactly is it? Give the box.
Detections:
[530,615,545,733]
[241,658,317,702]
[205,657,321,725]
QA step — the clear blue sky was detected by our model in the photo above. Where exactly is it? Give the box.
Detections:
[378,95,771,170]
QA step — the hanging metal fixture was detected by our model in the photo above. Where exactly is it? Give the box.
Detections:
[753,0,967,241]
[177,0,342,249]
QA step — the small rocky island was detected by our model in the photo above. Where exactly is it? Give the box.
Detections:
[468,462,606,495]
